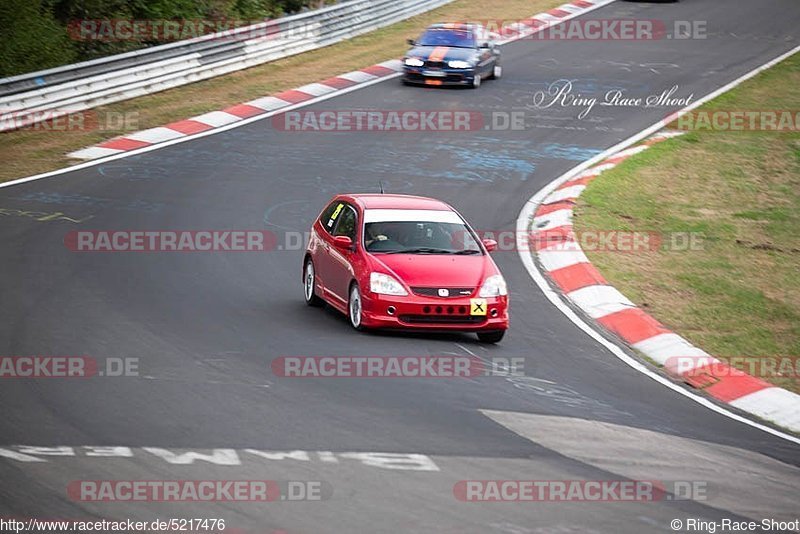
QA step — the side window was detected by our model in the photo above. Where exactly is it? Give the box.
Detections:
[333,205,357,240]
[320,202,345,234]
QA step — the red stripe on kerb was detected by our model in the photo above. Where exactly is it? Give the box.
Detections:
[548,8,570,18]
[598,308,671,344]
[643,136,674,147]
[223,104,265,119]
[603,154,632,166]
[558,175,596,190]
[687,363,773,402]
[521,17,548,29]
[545,193,581,204]
[98,138,151,151]
[536,201,575,217]
[361,65,396,77]
[320,77,357,89]
[166,120,213,135]
[572,0,593,7]
[550,263,607,293]
[273,90,313,104]
[532,224,573,252]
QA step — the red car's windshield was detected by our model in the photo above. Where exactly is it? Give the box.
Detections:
[364,220,482,255]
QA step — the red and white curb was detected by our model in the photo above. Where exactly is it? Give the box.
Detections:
[67,0,614,160]
[67,60,404,160]
[528,131,800,434]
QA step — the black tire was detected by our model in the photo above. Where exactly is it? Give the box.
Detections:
[348,283,366,331]
[477,330,505,343]
[303,258,324,307]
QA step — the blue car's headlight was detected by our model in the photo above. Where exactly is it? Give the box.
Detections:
[404,57,424,67]
[447,60,472,69]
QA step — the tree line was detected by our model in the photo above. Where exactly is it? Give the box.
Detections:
[0,0,332,77]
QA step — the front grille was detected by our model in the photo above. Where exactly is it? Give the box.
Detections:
[411,287,475,298]
[424,60,446,69]
[399,315,485,325]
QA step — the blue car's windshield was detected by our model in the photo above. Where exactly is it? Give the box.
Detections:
[416,28,476,48]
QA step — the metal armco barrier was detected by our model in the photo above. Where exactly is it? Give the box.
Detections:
[0,0,453,132]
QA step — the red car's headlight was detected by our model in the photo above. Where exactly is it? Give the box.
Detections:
[479,274,508,297]
[370,272,408,296]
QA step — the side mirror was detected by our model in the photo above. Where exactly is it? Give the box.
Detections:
[482,238,497,252]
[479,41,491,49]
[407,38,416,46]
[333,235,354,250]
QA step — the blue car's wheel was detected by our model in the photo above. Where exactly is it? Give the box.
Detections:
[471,73,482,89]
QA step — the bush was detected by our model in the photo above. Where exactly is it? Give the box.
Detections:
[0,0,77,77]
[0,0,331,77]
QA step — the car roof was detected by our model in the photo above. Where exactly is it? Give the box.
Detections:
[341,194,454,211]
[428,23,481,31]
[423,23,489,40]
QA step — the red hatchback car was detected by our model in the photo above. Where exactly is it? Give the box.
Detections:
[303,194,509,343]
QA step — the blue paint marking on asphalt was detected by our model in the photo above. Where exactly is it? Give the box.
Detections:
[435,145,537,176]
[536,143,603,161]
[417,138,602,182]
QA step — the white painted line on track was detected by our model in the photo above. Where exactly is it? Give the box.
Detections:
[0,446,441,470]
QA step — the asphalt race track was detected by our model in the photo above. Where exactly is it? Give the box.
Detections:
[1,1,799,532]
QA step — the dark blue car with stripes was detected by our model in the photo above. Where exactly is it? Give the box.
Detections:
[402,23,502,88]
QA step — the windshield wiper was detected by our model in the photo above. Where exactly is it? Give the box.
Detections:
[453,249,482,255]
[419,44,473,49]
[382,247,454,254]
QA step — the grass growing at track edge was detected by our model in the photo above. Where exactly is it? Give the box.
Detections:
[0,0,563,183]
[575,54,800,393]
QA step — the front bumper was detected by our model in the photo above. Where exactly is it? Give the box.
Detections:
[360,292,509,331]
[402,66,476,86]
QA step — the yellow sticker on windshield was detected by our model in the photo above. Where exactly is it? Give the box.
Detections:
[327,203,344,228]
[470,298,487,316]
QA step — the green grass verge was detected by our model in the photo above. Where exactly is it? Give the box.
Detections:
[575,53,800,392]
